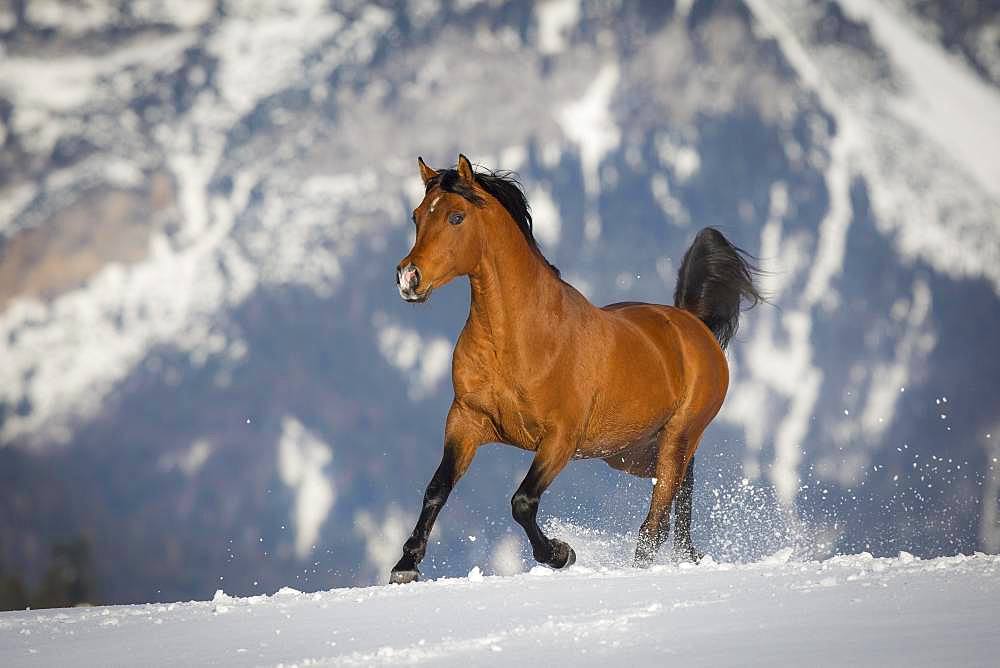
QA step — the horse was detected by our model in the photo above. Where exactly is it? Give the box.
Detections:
[389,154,762,584]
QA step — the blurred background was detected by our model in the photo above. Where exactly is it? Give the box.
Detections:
[1,0,999,610]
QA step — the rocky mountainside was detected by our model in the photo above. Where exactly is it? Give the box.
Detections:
[1,0,998,605]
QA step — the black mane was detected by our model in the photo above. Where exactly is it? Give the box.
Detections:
[426,167,559,277]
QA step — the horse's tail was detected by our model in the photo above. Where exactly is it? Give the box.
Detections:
[673,227,763,350]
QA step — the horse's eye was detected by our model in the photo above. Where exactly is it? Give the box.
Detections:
[449,212,465,225]
[411,211,417,225]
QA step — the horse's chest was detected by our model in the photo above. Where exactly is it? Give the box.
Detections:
[459,368,543,449]
[492,388,543,448]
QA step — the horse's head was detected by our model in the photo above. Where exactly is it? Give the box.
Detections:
[396,154,486,303]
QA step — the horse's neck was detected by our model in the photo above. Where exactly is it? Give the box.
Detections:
[465,231,562,354]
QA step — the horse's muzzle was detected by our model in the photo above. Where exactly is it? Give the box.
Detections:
[396,263,427,302]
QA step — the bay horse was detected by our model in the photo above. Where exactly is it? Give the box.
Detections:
[390,154,761,584]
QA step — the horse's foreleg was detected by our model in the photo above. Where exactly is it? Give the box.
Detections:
[390,406,485,584]
[388,444,473,584]
[511,437,576,569]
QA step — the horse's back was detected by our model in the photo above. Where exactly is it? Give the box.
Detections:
[601,301,720,361]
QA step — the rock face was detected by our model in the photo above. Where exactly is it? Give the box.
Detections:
[1,0,998,604]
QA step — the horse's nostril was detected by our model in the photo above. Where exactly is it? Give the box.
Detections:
[396,266,402,287]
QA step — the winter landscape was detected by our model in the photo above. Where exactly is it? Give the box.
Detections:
[1,0,999,664]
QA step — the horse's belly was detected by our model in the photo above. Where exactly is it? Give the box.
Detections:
[601,441,658,476]
[575,402,666,472]
[574,415,664,460]
[576,351,677,454]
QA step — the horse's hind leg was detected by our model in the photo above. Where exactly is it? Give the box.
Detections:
[634,425,701,567]
[511,434,576,569]
[672,455,704,563]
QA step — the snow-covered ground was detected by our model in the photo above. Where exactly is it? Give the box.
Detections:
[2,550,997,667]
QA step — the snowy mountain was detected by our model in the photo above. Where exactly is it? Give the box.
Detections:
[1,0,999,606]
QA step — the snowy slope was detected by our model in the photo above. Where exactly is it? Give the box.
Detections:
[2,552,998,667]
[2,0,999,605]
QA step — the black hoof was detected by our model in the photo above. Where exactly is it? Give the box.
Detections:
[634,539,657,568]
[548,539,576,569]
[676,544,705,564]
[389,568,420,585]
[633,553,653,569]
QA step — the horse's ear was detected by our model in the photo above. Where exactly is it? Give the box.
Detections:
[456,154,475,184]
[417,156,438,185]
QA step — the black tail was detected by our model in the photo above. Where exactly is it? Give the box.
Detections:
[673,227,763,349]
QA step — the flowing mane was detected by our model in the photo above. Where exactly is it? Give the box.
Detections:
[425,167,560,277]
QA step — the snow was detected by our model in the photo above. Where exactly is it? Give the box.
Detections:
[730,0,999,509]
[207,0,344,117]
[653,134,700,185]
[752,0,1000,295]
[535,0,581,55]
[373,314,453,401]
[25,0,114,33]
[278,417,336,560]
[740,0,862,505]
[1,32,196,161]
[490,535,525,577]
[557,62,621,242]
[157,438,214,477]
[983,431,1000,553]
[527,186,561,248]
[720,303,822,503]
[0,2,394,448]
[354,505,417,585]
[839,0,1000,203]
[2,552,997,666]
[11,0,991,476]
[855,280,935,442]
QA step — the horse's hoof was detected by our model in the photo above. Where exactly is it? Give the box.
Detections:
[389,568,421,585]
[548,539,576,569]
[633,554,653,569]
[633,540,656,568]
[677,544,705,564]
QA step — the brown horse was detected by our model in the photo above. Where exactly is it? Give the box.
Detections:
[390,154,761,584]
